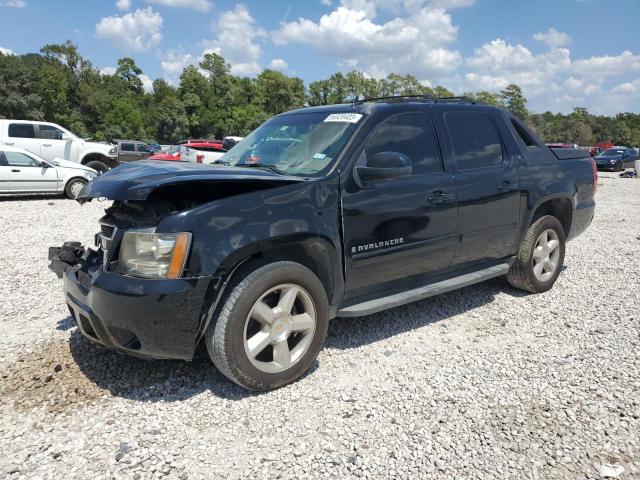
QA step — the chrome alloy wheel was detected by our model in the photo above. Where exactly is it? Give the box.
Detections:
[532,228,560,282]
[69,181,85,199]
[243,284,317,374]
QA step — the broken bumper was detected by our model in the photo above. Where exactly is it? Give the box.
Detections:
[51,246,212,360]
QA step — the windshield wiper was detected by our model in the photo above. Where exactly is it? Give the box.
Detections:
[237,163,289,176]
[213,159,230,165]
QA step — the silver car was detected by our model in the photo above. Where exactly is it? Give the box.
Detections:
[0,146,97,198]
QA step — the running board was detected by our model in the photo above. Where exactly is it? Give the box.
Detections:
[337,263,510,317]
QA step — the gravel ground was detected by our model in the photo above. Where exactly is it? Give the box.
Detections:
[0,174,639,480]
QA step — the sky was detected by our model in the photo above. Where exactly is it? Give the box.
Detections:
[0,0,639,115]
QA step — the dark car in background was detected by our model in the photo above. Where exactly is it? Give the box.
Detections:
[114,140,154,163]
[594,148,635,172]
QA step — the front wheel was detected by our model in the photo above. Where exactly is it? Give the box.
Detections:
[65,178,87,199]
[85,160,109,175]
[206,261,329,391]
[507,215,566,293]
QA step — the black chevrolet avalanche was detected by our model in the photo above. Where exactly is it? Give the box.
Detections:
[50,97,596,391]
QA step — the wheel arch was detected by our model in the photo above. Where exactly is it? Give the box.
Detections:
[527,194,573,238]
[80,152,117,169]
[195,234,342,343]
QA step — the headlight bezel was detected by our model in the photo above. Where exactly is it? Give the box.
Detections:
[118,229,192,280]
[108,147,118,156]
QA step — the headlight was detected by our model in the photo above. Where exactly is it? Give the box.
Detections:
[119,230,192,279]
[610,159,617,163]
[109,147,117,156]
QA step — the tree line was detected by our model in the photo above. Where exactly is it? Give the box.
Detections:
[0,41,638,146]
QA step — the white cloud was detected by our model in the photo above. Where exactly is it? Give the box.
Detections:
[611,82,635,95]
[0,0,26,7]
[273,6,461,78]
[160,50,198,83]
[430,0,475,8]
[116,0,131,10]
[140,74,154,92]
[321,0,332,5]
[96,8,163,52]
[145,0,211,12]
[533,28,571,48]
[268,58,288,71]
[467,39,537,71]
[572,51,640,76]
[0,47,15,55]
[201,4,266,76]
[100,66,117,75]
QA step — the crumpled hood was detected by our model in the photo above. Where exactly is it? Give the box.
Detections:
[76,160,304,203]
[51,158,96,172]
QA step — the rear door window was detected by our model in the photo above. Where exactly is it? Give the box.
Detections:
[8,123,36,139]
[137,144,152,153]
[365,113,443,174]
[445,112,504,170]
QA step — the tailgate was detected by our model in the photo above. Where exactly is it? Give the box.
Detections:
[180,146,198,163]
[179,146,224,164]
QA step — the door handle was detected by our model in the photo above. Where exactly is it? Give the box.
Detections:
[11,169,21,172]
[5,142,14,145]
[42,143,52,147]
[427,191,446,205]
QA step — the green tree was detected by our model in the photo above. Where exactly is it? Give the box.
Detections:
[116,57,144,94]
[501,84,528,120]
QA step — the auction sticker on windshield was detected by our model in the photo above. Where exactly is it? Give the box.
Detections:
[324,113,363,123]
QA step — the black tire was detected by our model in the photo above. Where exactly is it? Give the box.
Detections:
[617,162,624,172]
[64,178,88,199]
[507,215,566,294]
[206,261,329,391]
[85,160,109,174]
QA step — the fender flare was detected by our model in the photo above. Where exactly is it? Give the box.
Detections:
[194,234,341,342]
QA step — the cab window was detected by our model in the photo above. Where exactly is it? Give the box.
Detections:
[38,125,65,140]
[445,112,504,170]
[121,143,135,152]
[8,123,36,139]
[365,113,443,174]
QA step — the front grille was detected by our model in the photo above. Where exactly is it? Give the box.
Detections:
[98,221,117,250]
[97,221,119,268]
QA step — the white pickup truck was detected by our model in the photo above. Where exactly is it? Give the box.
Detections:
[180,136,243,164]
[0,120,118,173]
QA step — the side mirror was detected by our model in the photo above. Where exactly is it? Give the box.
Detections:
[40,162,51,168]
[62,133,73,141]
[354,151,412,185]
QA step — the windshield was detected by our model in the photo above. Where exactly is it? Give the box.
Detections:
[598,149,623,157]
[220,112,362,176]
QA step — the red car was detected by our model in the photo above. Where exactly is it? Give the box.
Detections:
[148,145,181,161]
[149,140,227,162]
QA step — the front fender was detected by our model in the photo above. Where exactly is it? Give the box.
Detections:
[157,176,343,287]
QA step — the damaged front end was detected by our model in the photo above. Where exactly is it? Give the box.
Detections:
[47,160,308,361]
[48,242,98,280]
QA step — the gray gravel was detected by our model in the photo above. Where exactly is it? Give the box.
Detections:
[0,174,639,480]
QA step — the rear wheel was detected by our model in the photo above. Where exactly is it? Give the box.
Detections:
[64,178,87,199]
[507,215,565,293]
[206,261,329,391]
